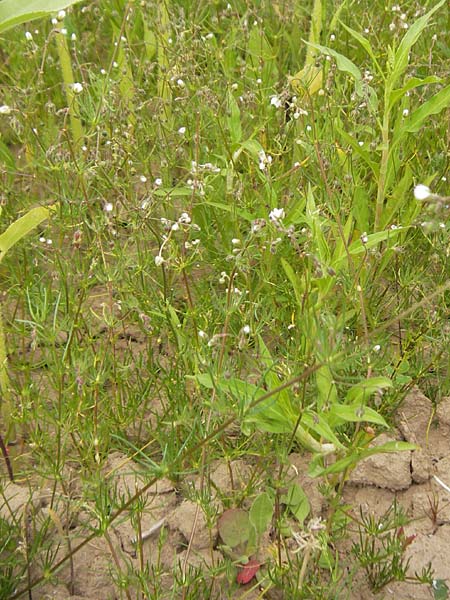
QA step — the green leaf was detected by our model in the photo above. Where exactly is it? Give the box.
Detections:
[304,42,363,96]
[328,403,388,427]
[388,76,442,110]
[281,483,310,525]
[249,492,274,537]
[346,376,393,404]
[433,579,449,600]
[388,0,446,87]
[227,91,242,145]
[404,84,450,133]
[0,0,84,33]
[218,509,250,548]
[0,206,52,261]
[346,227,403,257]
[339,22,382,77]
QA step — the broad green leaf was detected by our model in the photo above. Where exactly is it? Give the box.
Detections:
[0,0,84,33]
[218,509,250,548]
[346,376,392,404]
[301,411,344,449]
[0,206,52,260]
[305,42,363,96]
[309,440,417,477]
[404,85,450,133]
[388,76,442,110]
[249,492,274,537]
[389,0,446,88]
[290,63,323,97]
[328,403,388,427]
[281,483,310,525]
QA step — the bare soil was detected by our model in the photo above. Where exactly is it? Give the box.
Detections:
[2,387,449,599]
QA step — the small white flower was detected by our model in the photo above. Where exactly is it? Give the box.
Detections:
[231,238,241,246]
[242,325,251,334]
[71,33,77,41]
[270,95,282,108]
[256,78,262,84]
[306,124,312,132]
[176,78,185,87]
[269,207,285,222]
[402,108,409,117]
[373,344,381,352]
[25,31,33,41]
[330,34,336,41]
[140,175,147,183]
[178,126,186,134]
[112,61,118,68]
[414,184,431,201]
[39,236,46,243]
[171,222,180,231]
[57,9,66,20]
[154,255,164,266]
[51,17,58,25]
[0,105,12,115]
[46,239,53,245]
[361,232,369,244]
[72,82,83,94]
[179,212,191,224]
[60,28,67,35]
[198,330,207,339]
[358,141,364,147]
[154,178,162,186]
[104,202,113,212]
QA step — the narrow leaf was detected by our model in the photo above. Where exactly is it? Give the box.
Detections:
[389,0,446,86]
[405,84,450,133]
[305,42,363,95]
[249,492,274,537]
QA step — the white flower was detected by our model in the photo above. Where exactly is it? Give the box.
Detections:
[179,212,191,224]
[0,105,12,115]
[154,178,162,186]
[57,9,66,20]
[140,175,147,183]
[71,33,77,41]
[176,78,185,87]
[242,325,250,334]
[402,108,409,117]
[414,184,431,201]
[104,202,113,212]
[270,95,282,108]
[154,255,164,266]
[72,82,83,94]
[269,207,285,222]
[178,126,186,134]
[330,34,336,41]
[25,31,33,41]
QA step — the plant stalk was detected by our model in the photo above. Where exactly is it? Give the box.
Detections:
[55,28,84,151]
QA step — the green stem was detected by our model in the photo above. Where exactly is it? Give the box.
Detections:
[0,301,15,444]
[374,94,390,231]
[55,28,84,151]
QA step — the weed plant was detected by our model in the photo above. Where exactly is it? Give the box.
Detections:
[0,0,449,598]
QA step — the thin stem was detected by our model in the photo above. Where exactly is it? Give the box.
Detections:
[375,97,390,231]
[0,301,15,444]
